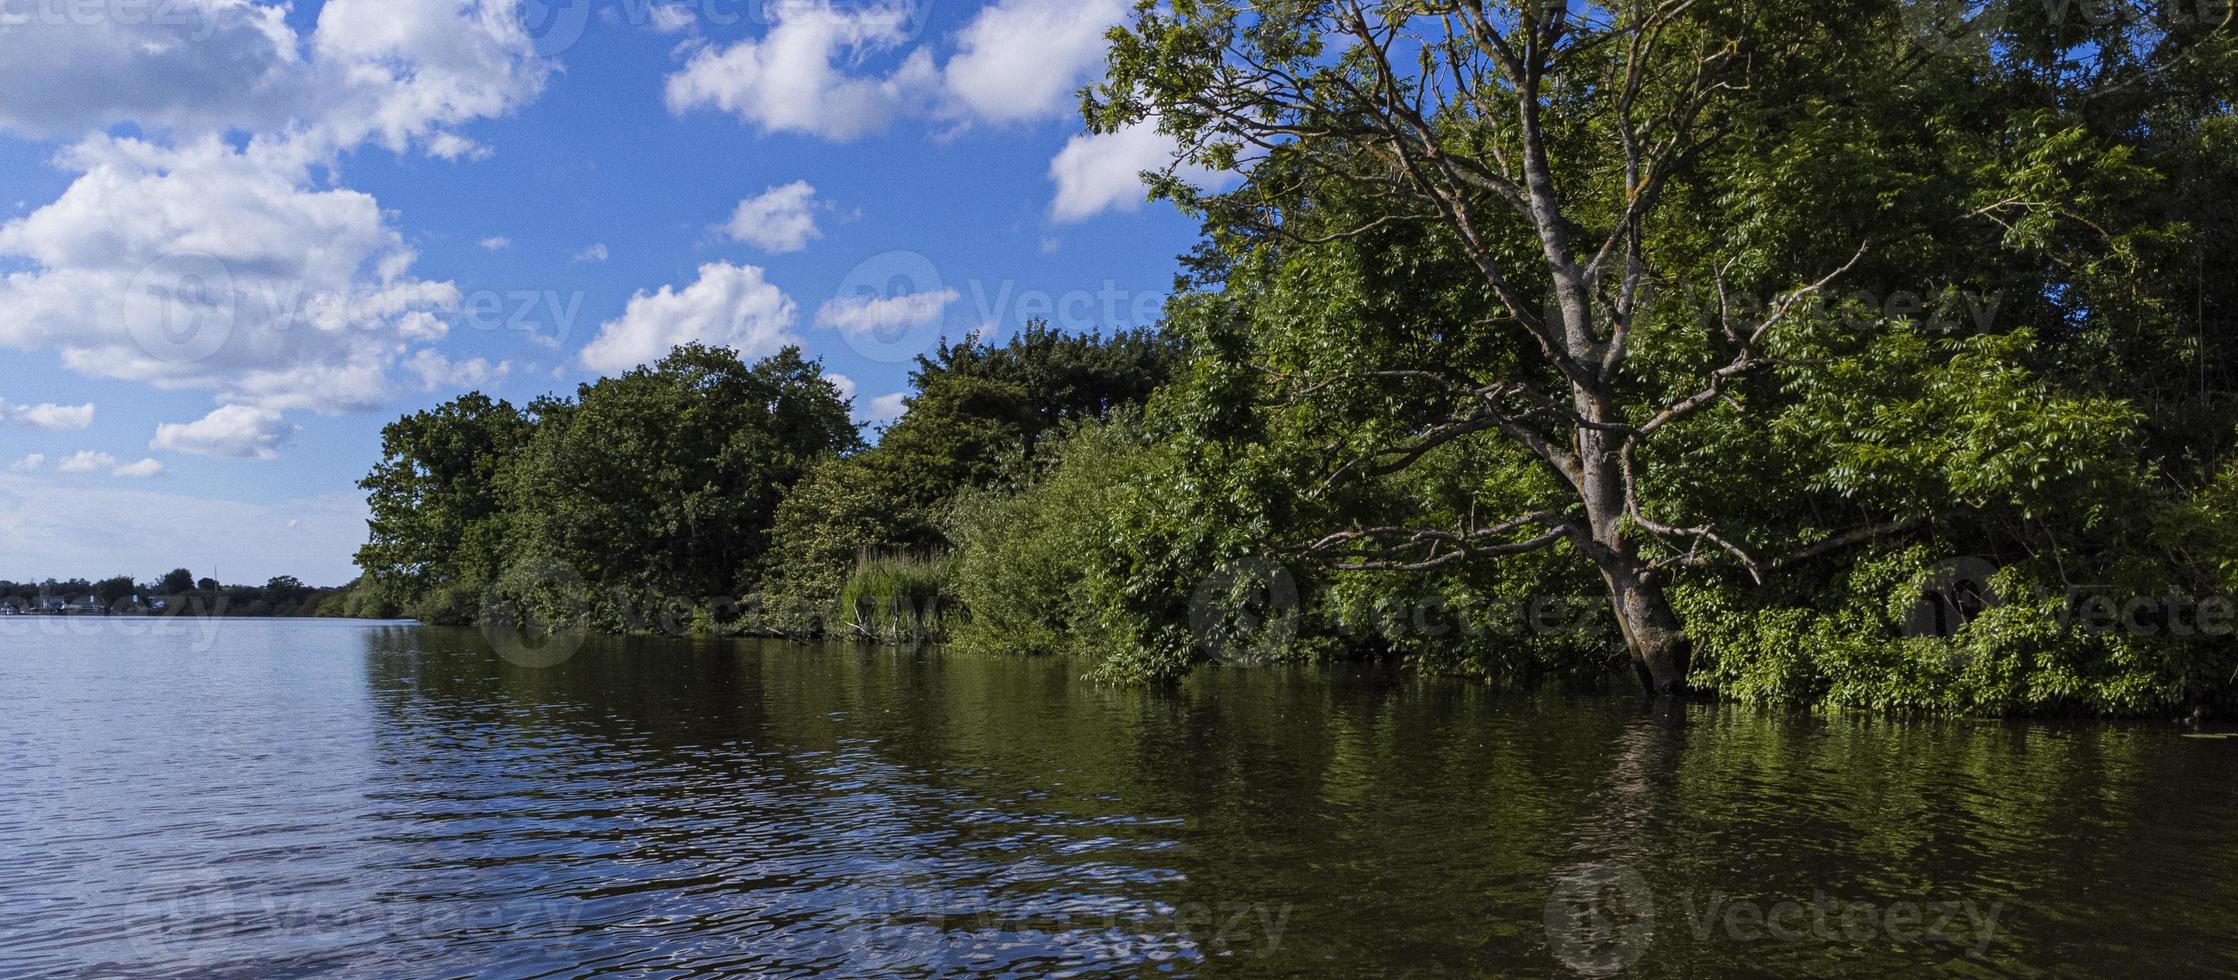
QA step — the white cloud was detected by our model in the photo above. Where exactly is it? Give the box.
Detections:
[405,349,509,391]
[0,0,304,139]
[815,287,959,336]
[0,0,553,422]
[9,454,45,473]
[0,474,371,585]
[941,0,1131,125]
[864,391,909,423]
[1,398,95,431]
[0,136,458,414]
[112,458,166,479]
[304,0,552,156]
[726,181,822,253]
[665,1,935,141]
[150,405,298,460]
[1049,120,1235,222]
[56,451,119,473]
[575,243,610,263]
[649,3,697,33]
[665,0,1134,139]
[479,236,512,251]
[829,374,908,425]
[579,262,800,374]
[0,0,549,158]
[52,450,158,477]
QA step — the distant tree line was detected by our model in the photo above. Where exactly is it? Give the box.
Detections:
[0,569,373,617]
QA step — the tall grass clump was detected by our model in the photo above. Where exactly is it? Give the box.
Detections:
[838,551,954,644]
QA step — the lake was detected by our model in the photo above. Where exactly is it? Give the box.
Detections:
[1,619,2233,977]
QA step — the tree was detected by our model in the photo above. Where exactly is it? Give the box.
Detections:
[1091,0,2232,694]
[158,568,195,595]
[93,575,136,604]
[357,391,532,623]
[505,344,858,626]
[755,324,1181,629]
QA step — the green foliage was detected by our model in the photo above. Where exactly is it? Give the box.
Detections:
[947,414,1160,659]
[356,390,531,623]
[755,323,1178,629]
[357,344,858,633]
[503,344,857,629]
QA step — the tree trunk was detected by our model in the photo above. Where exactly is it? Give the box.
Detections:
[1604,566,1693,697]
[1576,432,1695,698]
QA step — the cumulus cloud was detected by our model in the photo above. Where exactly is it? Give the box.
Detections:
[815,287,959,336]
[479,236,512,251]
[1,398,95,431]
[405,349,510,390]
[726,181,823,253]
[0,136,458,414]
[579,262,800,374]
[0,0,304,139]
[864,391,909,423]
[658,0,1197,221]
[575,243,610,263]
[150,405,299,460]
[0,0,548,156]
[1048,120,1236,222]
[9,454,46,473]
[0,0,554,436]
[941,0,1131,124]
[51,450,160,477]
[666,0,1131,138]
[56,451,119,473]
[665,1,935,141]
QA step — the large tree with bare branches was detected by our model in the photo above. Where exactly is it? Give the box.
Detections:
[1084,0,2233,696]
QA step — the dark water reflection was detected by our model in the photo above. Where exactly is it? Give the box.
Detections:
[3,620,2235,977]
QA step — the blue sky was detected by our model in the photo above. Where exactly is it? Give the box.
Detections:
[0,0,1214,586]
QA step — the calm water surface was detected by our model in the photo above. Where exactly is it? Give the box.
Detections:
[2,619,2234,977]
